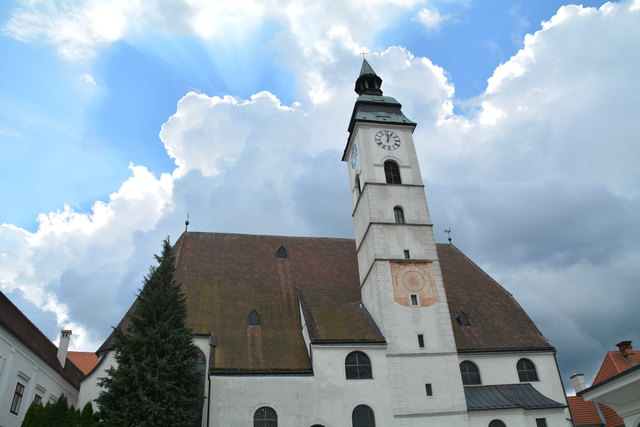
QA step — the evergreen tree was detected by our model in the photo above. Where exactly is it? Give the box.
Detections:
[21,395,100,426]
[96,238,203,426]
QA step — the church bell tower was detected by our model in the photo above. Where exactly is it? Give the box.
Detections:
[342,59,466,417]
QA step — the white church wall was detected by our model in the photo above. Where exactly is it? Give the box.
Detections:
[466,407,570,427]
[0,326,78,427]
[77,349,115,411]
[457,352,568,404]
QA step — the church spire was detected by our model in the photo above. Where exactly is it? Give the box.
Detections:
[354,58,383,96]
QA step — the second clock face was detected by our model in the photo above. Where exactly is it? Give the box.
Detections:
[375,130,401,150]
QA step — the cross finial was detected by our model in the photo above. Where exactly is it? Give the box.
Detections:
[360,50,367,60]
[444,228,452,244]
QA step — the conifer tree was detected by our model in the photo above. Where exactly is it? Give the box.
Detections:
[96,238,203,426]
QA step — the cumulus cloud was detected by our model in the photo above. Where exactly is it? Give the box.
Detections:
[413,6,449,31]
[1,0,638,389]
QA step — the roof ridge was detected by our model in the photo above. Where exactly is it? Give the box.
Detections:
[183,231,356,241]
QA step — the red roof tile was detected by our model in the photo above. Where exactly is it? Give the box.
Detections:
[67,351,99,375]
[593,350,640,385]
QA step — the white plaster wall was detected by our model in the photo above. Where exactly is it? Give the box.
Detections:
[457,352,568,404]
[0,327,79,427]
[467,407,571,427]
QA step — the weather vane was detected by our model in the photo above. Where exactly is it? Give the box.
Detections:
[444,228,452,244]
[185,213,190,233]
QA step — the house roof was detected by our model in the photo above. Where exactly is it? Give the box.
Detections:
[464,383,566,411]
[98,232,553,372]
[67,351,99,375]
[437,244,552,352]
[0,291,85,389]
[566,396,604,426]
[593,350,640,385]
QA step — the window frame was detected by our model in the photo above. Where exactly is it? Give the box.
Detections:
[10,382,25,415]
[488,420,506,427]
[384,161,402,184]
[393,206,405,224]
[345,351,373,380]
[516,358,539,382]
[417,334,425,348]
[352,404,376,427]
[459,360,482,385]
[253,406,278,427]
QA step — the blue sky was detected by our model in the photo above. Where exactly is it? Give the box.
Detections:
[1,0,639,392]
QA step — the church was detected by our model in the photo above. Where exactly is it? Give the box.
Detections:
[79,59,571,427]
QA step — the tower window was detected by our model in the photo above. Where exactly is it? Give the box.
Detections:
[355,174,361,196]
[425,383,433,396]
[384,161,401,184]
[404,250,410,259]
[488,420,506,427]
[345,351,372,379]
[410,294,418,306]
[352,404,375,427]
[254,406,277,427]
[516,358,539,382]
[393,206,405,224]
[417,334,424,348]
[460,361,481,385]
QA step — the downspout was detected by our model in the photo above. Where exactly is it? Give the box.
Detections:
[206,333,216,427]
[206,374,212,427]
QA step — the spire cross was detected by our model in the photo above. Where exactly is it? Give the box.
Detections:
[360,50,367,60]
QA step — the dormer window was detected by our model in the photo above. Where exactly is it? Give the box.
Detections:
[384,161,401,184]
[248,310,261,326]
[456,311,470,326]
[276,246,287,258]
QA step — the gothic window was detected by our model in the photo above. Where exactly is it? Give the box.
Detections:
[10,382,25,414]
[355,174,361,196]
[384,161,401,184]
[460,361,481,385]
[345,351,372,379]
[517,358,539,382]
[352,405,375,427]
[488,420,506,427]
[254,406,277,427]
[393,206,405,224]
[248,309,261,325]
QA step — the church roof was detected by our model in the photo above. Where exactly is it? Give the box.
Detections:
[464,383,566,411]
[98,232,552,372]
[0,290,85,388]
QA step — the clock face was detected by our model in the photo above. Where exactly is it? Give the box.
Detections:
[390,262,438,307]
[350,144,358,169]
[375,130,401,150]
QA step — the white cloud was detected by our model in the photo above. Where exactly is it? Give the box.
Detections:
[81,73,96,85]
[1,0,638,386]
[413,7,448,30]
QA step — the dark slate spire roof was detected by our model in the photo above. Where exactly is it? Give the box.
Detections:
[343,58,416,161]
[465,384,566,411]
[354,59,383,96]
[97,234,552,373]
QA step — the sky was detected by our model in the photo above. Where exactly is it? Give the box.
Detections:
[1,0,639,392]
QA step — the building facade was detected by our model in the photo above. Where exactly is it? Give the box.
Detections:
[0,291,84,427]
[80,60,571,426]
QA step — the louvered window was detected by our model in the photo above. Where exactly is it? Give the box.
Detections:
[384,161,401,184]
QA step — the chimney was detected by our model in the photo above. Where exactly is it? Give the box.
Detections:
[616,340,633,359]
[57,330,72,367]
[570,373,587,393]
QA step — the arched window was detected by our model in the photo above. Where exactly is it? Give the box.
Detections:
[192,350,207,427]
[517,358,539,382]
[345,351,372,379]
[355,174,361,196]
[393,206,405,224]
[459,361,481,385]
[352,405,375,427]
[384,161,401,184]
[254,406,277,427]
[488,420,506,427]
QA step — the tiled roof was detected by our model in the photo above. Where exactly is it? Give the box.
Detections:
[67,351,99,375]
[593,350,640,385]
[567,396,603,426]
[0,291,85,389]
[98,233,552,372]
[464,383,566,410]
[437,244,552,352]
